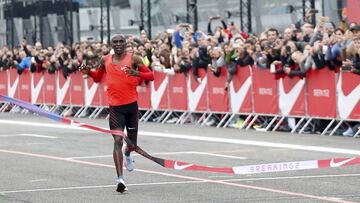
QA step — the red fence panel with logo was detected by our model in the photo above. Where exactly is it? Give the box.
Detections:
[150,71,169,110]
[229,66,253,114]
[252,66,279,115]
[207,67,229,112]
[56,71,71,105]
[44,72,56,105]
[69,72,85,106]
[0,70,8,101]
[278,77,306,116]
[8,69,20,98]
[4,66,360,123]
[137,82,151,110]
[84,77,101,106]
[31,72,45,104]
[18,70,31,102]
[337,72,360,120]
[168,73,188,111]
[187,68,208,112]
[306,68,336,118]
[99,74,109,107]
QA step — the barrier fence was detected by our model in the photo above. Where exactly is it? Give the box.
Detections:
[0,66,359,137]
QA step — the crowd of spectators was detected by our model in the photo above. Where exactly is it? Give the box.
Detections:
[0,9,359,136]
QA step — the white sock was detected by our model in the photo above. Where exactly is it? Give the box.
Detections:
[117,176,124,183]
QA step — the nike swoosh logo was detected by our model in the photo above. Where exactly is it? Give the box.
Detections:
[8,71,19,98]
[56,74,71,105]
[278,78,305,115]
[174,161,193,170]
[337,73,360,119]
[84,79,99,106]
[229,76,252,113]
[187,76,207,111]
[127,127,136,130]
[31,74,44,104]
[150,75,168,109]
[329,158,356,167]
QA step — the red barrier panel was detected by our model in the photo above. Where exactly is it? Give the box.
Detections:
[252,66,279,115]
[18,69,31,102]
[137,82,151,109]
[207,67,229,112]
[8,69,19,98]
[0,70,8,101]
[229,66,252,113]
[278,77,305,116]
[306,68,336,118]
[44,72,56,105]
[84,77,101,106]
[337,72,360,120]
[187,68,208,112]
[31,72,45,104]
[56,71,71,105]
[99,74,109,107]
[70,72,85,106]
[168,73,188,111]
[150,71,169,110]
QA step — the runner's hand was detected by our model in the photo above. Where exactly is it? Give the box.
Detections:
[79,63,91,74]
[122,66,139,77]
[126,68,139,77]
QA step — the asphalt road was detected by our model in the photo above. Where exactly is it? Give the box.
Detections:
[0,113,359,203]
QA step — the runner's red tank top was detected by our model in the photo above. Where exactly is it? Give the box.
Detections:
[103,53,140,106]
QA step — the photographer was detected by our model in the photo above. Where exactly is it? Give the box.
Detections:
[191,36,211,83]
[342,36,360,75]
[207,16,229,44]
[208,46,225,77]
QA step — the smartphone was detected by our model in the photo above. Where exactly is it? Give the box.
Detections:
[342,65,352,71]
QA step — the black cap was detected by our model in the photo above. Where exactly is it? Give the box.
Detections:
[350,25,360,32]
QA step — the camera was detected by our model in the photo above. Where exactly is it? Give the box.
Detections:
[342,65,352,71]
[285,46,292,54]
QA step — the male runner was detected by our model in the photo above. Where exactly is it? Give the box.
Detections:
[81,34,154,193]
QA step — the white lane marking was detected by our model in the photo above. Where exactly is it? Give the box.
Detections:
[20,134,57,139]
[0,134,57,139]
[0,149,353,203]
[223,173,360,182]
[191,152,247,160]
[0,181,203,194]
[0,120,88,131]
[1,120,360,155]
[2,173,360,195]
[138,131,360,156]
[29,179,47,183]
[66,151,247,160]
[0,142,46,147]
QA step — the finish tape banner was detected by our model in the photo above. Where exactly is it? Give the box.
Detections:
[1,94,359,175]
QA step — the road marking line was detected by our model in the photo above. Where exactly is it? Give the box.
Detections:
[0,120,87,131]
[0,149,354,203]
[1,120,360,155]
[29,179,47,183]
[0,134,57,139]
[66,151,247,160]
[20,134,57,139]
[0,181,203,194]
[2,173,360,195]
